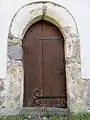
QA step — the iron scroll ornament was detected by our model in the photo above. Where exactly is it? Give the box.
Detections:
[33,90,67,108]
[34,90,42,106]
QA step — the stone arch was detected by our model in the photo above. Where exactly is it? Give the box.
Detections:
[7,1,85,113]
[9,2,79,39]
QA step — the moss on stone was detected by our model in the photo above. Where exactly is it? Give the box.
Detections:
[8,39,22,46]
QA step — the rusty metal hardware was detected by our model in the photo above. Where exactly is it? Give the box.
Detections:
[33,90,67,107]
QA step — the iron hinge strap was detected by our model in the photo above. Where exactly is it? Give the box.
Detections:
[35,96,67,99]
[33,90,67,106]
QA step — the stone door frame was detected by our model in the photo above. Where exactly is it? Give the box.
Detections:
[7,1,87,113]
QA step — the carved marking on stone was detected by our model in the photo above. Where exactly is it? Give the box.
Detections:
[43,4,47,16]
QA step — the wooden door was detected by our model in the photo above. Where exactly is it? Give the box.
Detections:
[23,20,67,108]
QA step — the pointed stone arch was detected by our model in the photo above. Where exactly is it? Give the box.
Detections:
[7,1,87,113]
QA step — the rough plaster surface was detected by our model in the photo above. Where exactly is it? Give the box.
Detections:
[0,1,89,115]
[0,61,23,115]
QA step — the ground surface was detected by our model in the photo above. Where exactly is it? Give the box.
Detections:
[0,113,90,120]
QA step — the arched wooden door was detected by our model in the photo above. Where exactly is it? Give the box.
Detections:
[23,20,67,108]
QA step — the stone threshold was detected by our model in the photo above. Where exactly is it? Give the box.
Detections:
[20,107,71,117]
[0,107,71,117]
